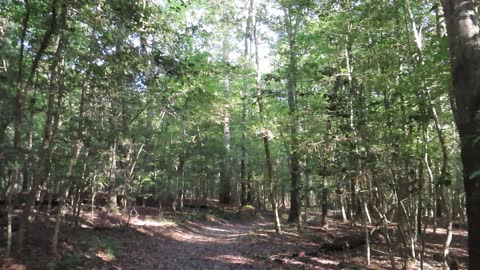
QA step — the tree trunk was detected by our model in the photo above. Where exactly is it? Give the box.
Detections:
[108,141,118,211]
[305,158,312,208]
[417,161,424,235]
[52,141,82,255]
[362,195,371,266]
[51,19,88,251]
[340,189,348,223]
[253,0,281,234]
[240,0,252,207]
[247,170,253,204]
[284,4,301,225]
[16,0,60,247]
[441,1,480,268]
[219,1,232,204]
[177,155,185,210]
[321,181,328,226]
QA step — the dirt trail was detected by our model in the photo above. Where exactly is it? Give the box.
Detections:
[1,209,468,270]
[112,218,270,270]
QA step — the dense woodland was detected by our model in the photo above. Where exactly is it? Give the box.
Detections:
[0,0,479,269]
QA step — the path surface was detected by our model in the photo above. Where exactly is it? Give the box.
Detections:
[112,218,272,270]
[1,209,467,269]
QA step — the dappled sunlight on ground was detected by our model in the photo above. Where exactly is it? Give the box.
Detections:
[206,255,256,265]
[0,207,469,269]
[309,257,338,265]
[96,251,115,262]
[130,217,177,227]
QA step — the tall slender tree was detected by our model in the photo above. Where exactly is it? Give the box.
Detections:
[282,0,302,225]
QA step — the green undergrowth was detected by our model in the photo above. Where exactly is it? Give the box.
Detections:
[50,253,97,270]
[51,235,125,270]
[87,235,123,258]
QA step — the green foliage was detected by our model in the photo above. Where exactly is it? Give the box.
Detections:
[0,0,463,253]
[87,235,124,259]
[51,253,92,270]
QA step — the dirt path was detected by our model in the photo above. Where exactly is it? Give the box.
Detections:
[106,214,468,270]
[1,209,468,270]
[111,218,270,270]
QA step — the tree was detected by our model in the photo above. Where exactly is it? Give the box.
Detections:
[16,0,60,247]
[280,0,303,225]
[0,1,471,268]
[252,0,282,234]
[441,0,480,268]
[218,0,233,204]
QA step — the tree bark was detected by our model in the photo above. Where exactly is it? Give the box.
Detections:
[16,0,60,247]
[240,0,252,207]
[305,158,312,208]
[321,181,328,226]
[441,1,480,268]
[219,1,232,204]
[108,140,118,210]
[284,3,301,225]
[253,0,281,234]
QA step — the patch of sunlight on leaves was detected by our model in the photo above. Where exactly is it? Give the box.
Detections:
[96,250,115,262]
[242,204,256,210]
[110,207,120,214]
[144,215,177,226]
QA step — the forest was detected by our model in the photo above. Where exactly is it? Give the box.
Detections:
[0,0,479,269]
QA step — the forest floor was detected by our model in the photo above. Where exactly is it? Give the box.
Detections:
[0,205,468,270]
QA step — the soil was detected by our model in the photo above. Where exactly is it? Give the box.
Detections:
[0,206,468,270]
